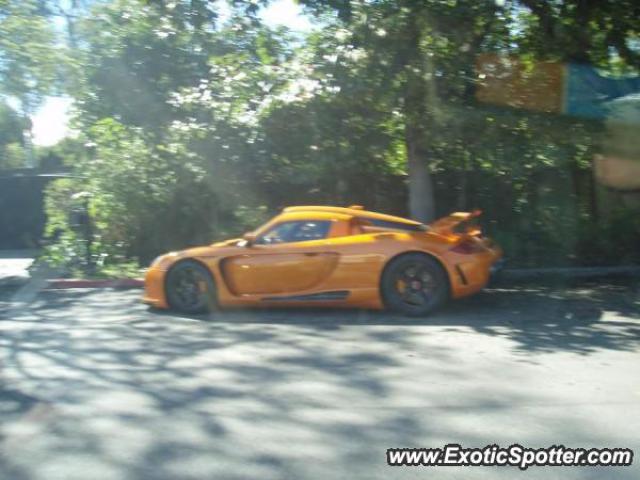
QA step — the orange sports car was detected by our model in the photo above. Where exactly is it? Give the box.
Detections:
[143,205,502,316]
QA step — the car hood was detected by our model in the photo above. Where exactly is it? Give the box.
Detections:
[152,238,242,267]
[179,238,242,258]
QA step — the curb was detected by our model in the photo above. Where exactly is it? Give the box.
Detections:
[500,266,640,279]
[45,278,144,290]
[14,266,640,291]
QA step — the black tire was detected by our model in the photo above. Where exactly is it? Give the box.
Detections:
[165,260,217,314]
[381,253,448,316]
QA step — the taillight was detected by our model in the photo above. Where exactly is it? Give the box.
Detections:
[451,240,483,254]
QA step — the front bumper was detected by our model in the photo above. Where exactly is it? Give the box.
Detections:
[142,266,169,309]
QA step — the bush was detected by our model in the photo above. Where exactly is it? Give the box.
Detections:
[42,119,266,275]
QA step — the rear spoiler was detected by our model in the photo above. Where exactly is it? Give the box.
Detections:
[429,210,483,237]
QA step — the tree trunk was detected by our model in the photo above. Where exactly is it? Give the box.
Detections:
[405,124,435,223]
[401,13,440,224]
[20,96,35,169]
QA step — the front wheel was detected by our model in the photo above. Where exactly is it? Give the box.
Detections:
[165,261,217,314]
[381,253,448,316]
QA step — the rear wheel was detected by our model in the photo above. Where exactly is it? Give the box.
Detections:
[165,261,217,314]
[381,253,448,316]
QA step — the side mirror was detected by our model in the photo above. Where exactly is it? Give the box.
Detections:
[242,232,257,247]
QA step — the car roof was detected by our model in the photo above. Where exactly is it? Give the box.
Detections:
[282,205,424,226]
[274,210,353,222]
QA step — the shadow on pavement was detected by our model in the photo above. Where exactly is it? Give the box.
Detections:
[146,280,640,355]
[0,282,638,479]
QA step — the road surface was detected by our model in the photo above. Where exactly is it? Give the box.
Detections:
[0,250,36,287]
[1,282,639,479]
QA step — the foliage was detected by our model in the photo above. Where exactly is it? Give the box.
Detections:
[0,0,66,111]
[515,0,640,69]
[6,0,636,274]
[0,0,69,168]
[44,118,226,269]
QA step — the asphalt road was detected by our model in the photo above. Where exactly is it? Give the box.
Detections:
[1,282,639,480]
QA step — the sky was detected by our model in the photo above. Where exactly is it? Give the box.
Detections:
[32,97,74,147]
[256,0,314,32]
[31,0,313,146]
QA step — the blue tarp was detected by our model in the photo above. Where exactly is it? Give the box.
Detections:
[565,64,640,120]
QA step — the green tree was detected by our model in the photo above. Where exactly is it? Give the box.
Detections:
[0,100,26,169]
[290,0,640,221]
[43,1,301,269]
[0,0,67,166]
[72,0,231,133]
[295,0,505,221]
[517,0,640,69]
[36,0,640,271]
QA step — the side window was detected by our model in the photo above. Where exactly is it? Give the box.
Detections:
[256,221,331,245]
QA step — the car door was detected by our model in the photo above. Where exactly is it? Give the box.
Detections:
[221,220,339,295]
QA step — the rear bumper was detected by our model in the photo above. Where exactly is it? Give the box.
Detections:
[446,242,502,299]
